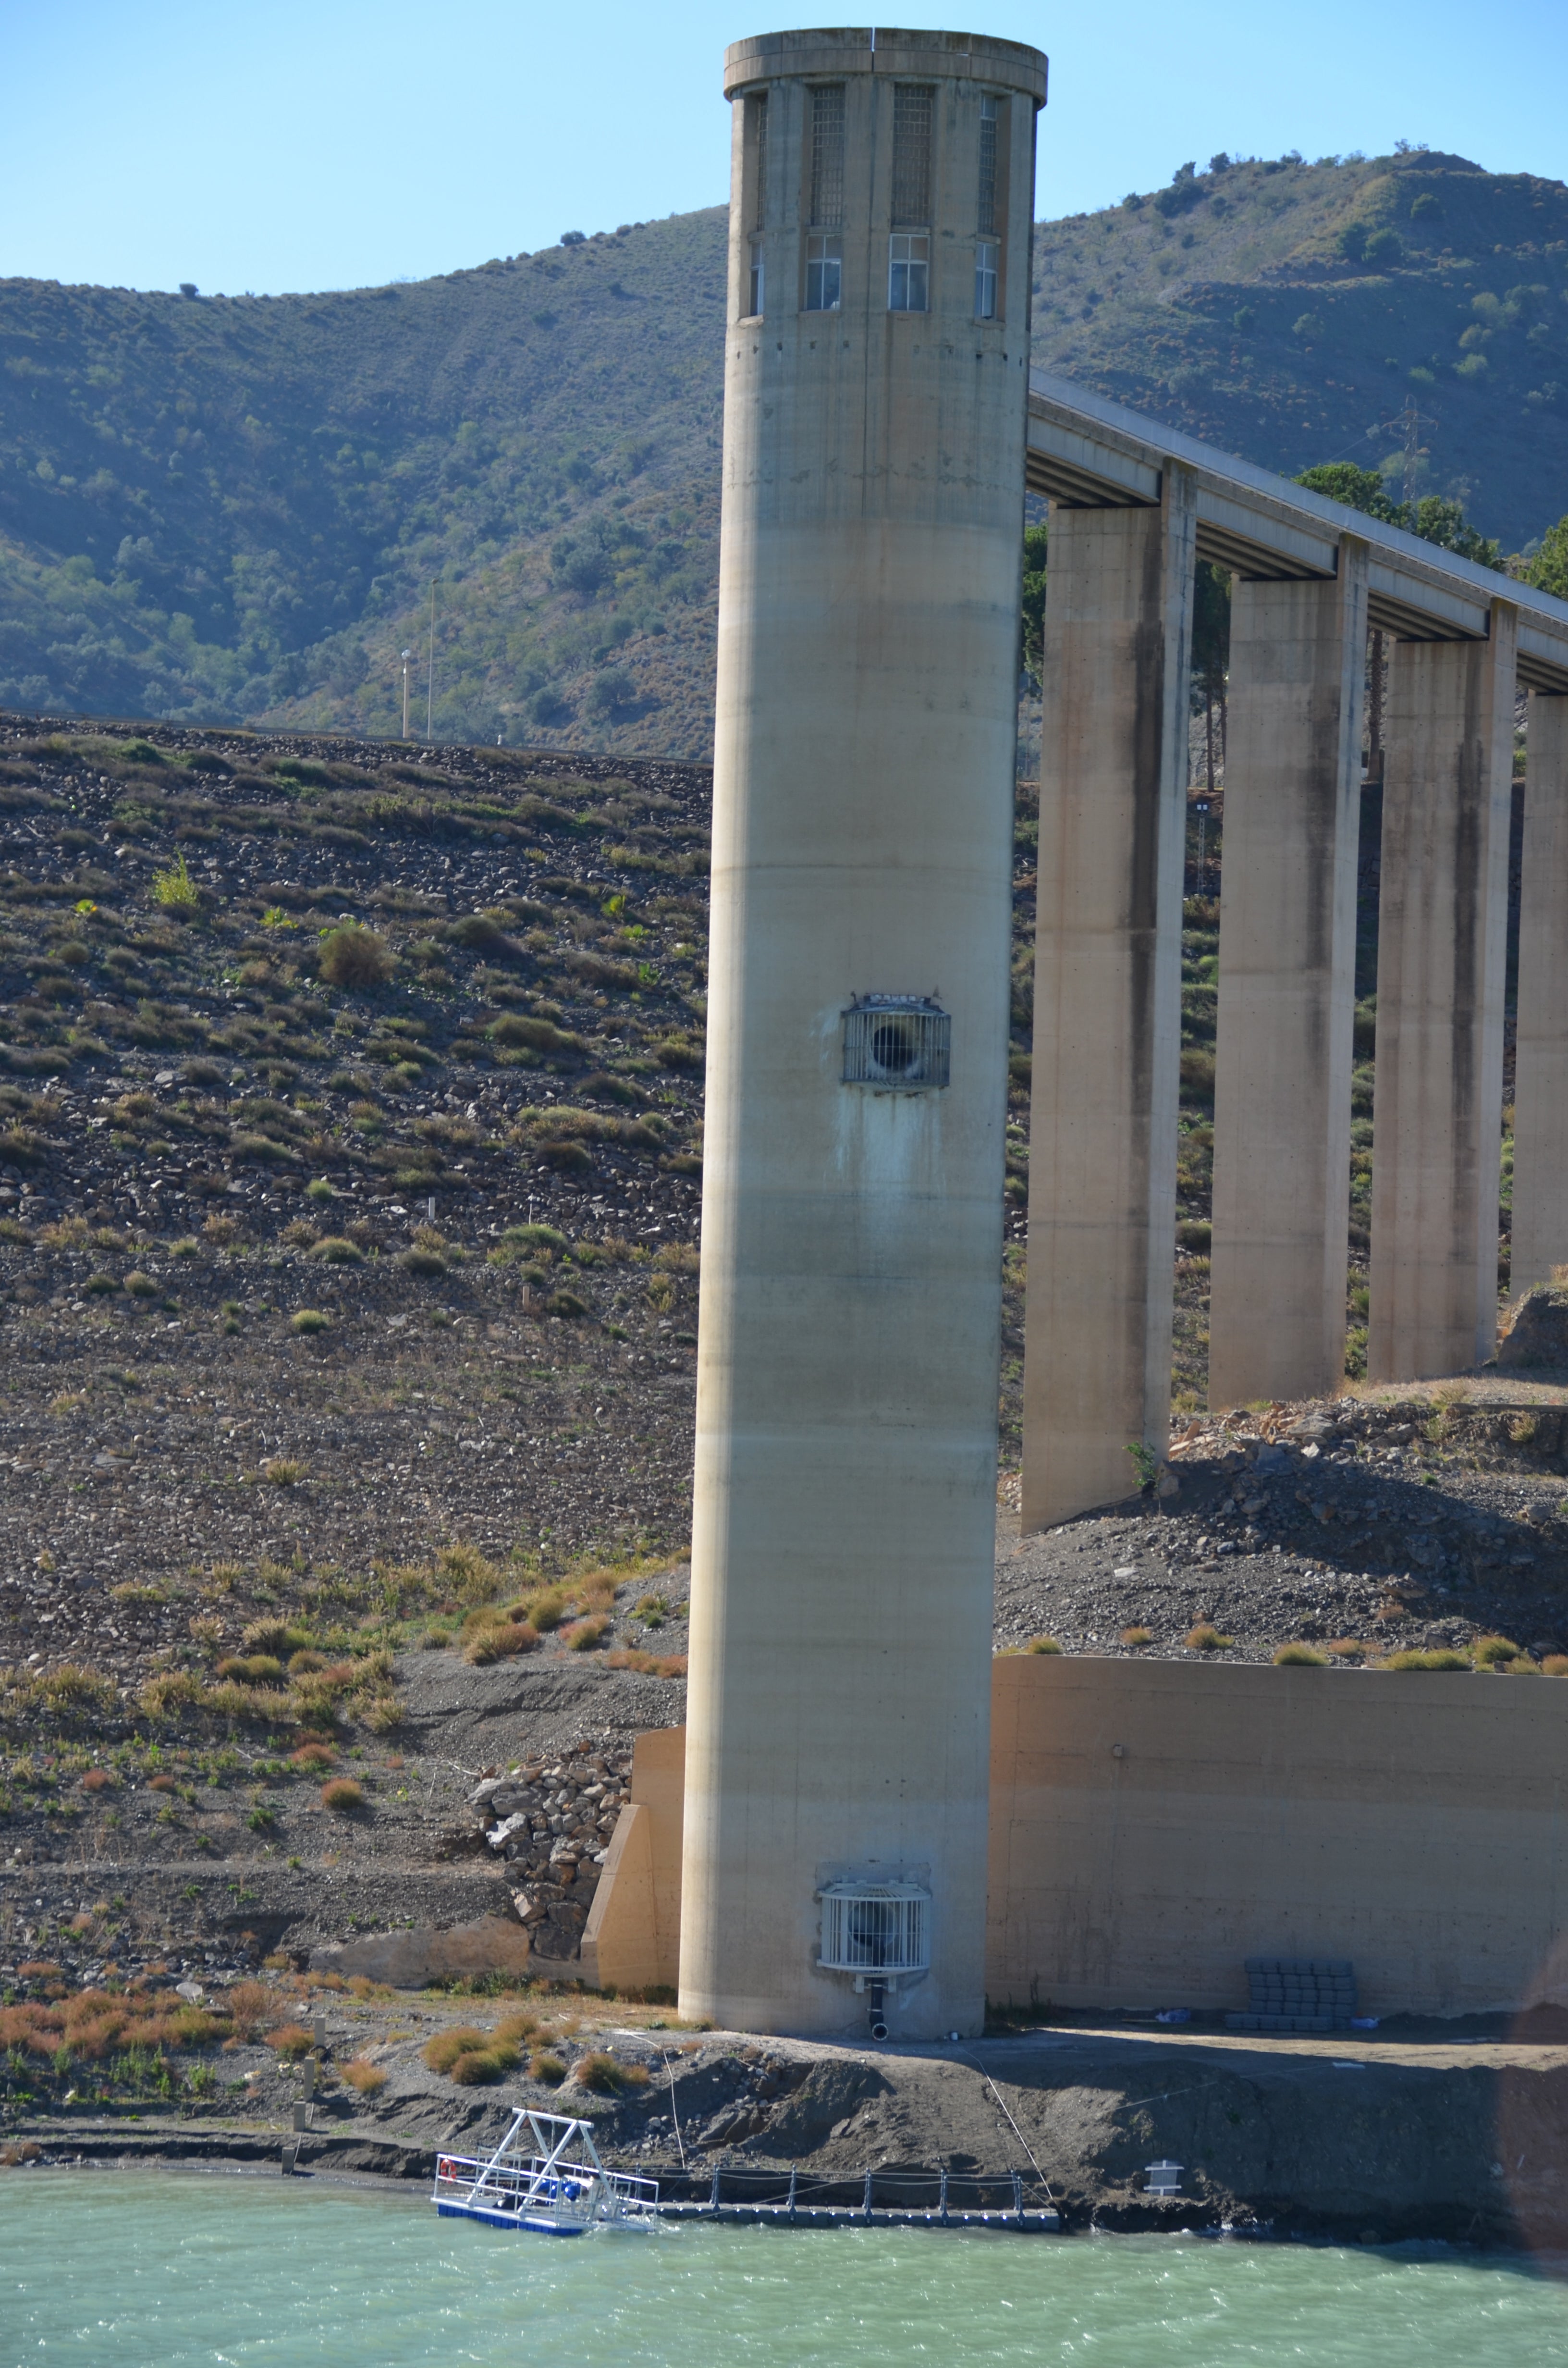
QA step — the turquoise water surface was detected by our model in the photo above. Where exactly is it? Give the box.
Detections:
[4,2175,1566,2367]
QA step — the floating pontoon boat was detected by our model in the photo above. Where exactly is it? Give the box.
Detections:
[432,2109,659,2235]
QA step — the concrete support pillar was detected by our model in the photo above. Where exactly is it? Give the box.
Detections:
[1207,543,1368,1408]
[1511,691,1568,1296]
[1368,604,1518,1382]
[1021,478,1196,1528]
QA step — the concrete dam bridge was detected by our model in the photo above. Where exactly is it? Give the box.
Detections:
[672,24,1568,2043]
[1021,371,1568,1527]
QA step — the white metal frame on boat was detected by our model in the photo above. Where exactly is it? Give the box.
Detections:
[431,2108,659,2235]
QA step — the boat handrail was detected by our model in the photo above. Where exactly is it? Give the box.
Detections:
[431,2112,659,2229]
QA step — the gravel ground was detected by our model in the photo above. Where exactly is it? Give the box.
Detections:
[1000,1386,1568,1665]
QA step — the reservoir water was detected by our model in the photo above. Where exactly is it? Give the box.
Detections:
[4,2175,1566,2366]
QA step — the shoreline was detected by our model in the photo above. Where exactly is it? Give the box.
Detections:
[9,2015,1568,2252]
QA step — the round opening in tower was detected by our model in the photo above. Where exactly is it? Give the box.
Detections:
[842,995,951,1090]
[871,1017,917,1075]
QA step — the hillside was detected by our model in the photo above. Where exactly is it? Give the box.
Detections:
[3,147,1567,747]
[0,215,729,752]
[0,716,1564,1889]
[1033,147,1568,540]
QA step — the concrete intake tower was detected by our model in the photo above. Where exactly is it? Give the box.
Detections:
[680,26,1047,2038]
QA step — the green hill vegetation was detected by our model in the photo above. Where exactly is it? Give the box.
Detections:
[1033,144,1568,550]
[2,144,1567,747]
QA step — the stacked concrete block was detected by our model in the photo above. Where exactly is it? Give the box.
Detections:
[1226,1955,1358,2033]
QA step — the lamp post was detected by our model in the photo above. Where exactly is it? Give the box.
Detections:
[400,650,411,741]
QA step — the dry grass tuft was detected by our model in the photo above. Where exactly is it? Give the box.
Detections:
[448,2048,511,2085]
[529,2050,567,2086]
[265,2023,315,2060]
[1026,1635,1063,1655]
[604,1649,687,1678]
[563,1614,612,1653]
[574,2051,650,2096]
[216,1654,285,1684]
[492,2011,540,2046]
[1273,1643,1328,1666]
[1472,1634,1522,1668]
[423,2024,522,2084]
[1185,1623,1234,1653]
[463,1620,539,1666]
[423,2026,488,2074]
[320,1778,365,1813]
[339,2057,388,2094]
[1120,1626,1153,1649]
[1326,1639,1368,1662]
[226,1982,277,2039]
[519,1586,567,1633]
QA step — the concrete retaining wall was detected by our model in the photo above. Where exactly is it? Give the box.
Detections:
[589,1661,1568,2018]
[579,1727,685,1994]
[987,1655,1568,2017]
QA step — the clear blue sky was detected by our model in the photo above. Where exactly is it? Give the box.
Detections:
[4,0,1566,295]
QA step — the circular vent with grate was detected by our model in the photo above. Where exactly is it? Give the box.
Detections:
[817,1880,931,1975]
[842,996,950,1090]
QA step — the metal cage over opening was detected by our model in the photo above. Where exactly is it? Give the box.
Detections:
[842,995,951,1090]
[817,1880,932,1975]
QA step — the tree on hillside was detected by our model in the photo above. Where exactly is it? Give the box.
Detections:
[1020,521,1049,685]
[1191,558,1231,792]
[1522,516,1568,602]
[1295,462,1501,566]
[1294,462,1404,522]
[1407,495,1500,568]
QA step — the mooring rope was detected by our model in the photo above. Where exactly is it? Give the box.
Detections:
[951,2050,1056,2203]
[661,2051,689,2172]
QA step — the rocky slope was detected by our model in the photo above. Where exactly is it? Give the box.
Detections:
[0,705,1564,2047]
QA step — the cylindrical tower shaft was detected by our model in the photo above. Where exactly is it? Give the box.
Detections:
[681,26,1046,2039]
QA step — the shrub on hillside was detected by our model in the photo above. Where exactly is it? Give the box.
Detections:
[317,925,393,987]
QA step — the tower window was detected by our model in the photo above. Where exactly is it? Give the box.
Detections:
[744,89,767,318]
[975,240,998,320]
[891,84,933,226]
[842,995,950,1089]
[809,84,845,228]
[805,233,841,312]
[888,233,929,313]
[749,90,768,229]
[978,94,1000,235]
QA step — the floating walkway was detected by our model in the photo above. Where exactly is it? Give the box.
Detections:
[656,2168,1061,2233]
